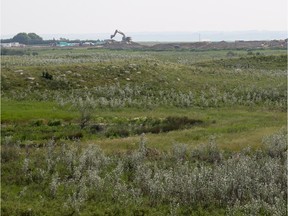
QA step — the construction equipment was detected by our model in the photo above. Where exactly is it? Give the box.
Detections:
[110,29,132,43]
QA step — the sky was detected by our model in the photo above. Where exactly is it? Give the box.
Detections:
[1,0,287,38]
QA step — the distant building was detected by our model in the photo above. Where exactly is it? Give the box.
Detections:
[52,40,106,47]
[81,42,94,46]
[57,42,73,47]
[1,43,12,48]
[95,40,106,45]
[1,42,25,48]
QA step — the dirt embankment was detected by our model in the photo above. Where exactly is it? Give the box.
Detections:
[102,41,145,49]
[103,39,287,50]
[150,40,287,50]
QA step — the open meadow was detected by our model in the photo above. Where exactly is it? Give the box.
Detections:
[1,47,287,215]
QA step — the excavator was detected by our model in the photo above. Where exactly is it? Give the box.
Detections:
[110,29,132,43]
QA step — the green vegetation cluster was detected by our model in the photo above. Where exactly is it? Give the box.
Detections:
[1,47,287,215]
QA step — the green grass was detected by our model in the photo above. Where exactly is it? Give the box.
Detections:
[2,99,285,152]
[1,100,76,122]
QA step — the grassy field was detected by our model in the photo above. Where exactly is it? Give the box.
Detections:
[1,47,287,215]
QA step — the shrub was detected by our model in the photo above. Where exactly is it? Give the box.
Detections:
[262,128,287,159]
[247,50,254,55]
[226,51,236,57]
[30,119,44,127]
[163,116,202,131]
[1,136,20,163]
[135,116,203,134]
[42,72,53,80]
[172,143,188,161]
[105,127,130,138]
[90,124,105,134]
[47,120,62,126]
[70,97,96,129]
[191,137,222,163]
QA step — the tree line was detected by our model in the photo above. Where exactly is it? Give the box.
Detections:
[1,32,101,45]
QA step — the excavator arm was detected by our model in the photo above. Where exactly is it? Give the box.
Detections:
[110,30,126,39]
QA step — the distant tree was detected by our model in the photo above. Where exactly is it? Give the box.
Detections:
[0,38,13,43]
[13,33,30,44]
[12,32,43,44]
[28,33,43,40]
[28,33,43,44]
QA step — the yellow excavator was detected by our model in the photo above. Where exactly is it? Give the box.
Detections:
[110,29,132,43]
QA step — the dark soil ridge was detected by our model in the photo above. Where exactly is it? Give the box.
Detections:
[103,39,287,50]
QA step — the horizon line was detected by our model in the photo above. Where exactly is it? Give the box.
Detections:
[1,30,286,41]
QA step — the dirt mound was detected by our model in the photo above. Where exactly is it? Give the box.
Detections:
[100,39,286,50]
[103,41,145,50]
[150,40,287,50]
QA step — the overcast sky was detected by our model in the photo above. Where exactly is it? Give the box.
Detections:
[1,0,287,36]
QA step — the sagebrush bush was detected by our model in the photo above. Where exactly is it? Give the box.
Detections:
[1,136,20,163]
[190,137,222,163]
[262,128,287,159]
